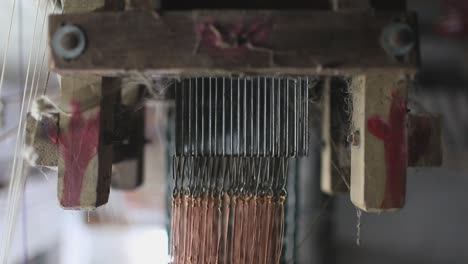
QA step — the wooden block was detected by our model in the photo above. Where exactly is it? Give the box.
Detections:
[111,89,145,190]
[48,11,419,76]
[25,113,59,167]
[62,0,106,12]
[350,72,408,212]
[408,113,442,167]
[57,76,117,210]
[321,77,351,195]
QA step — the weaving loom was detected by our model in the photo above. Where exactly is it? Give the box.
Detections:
[10,0,446,263]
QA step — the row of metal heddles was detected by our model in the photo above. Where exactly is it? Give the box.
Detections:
[174,76,311,158]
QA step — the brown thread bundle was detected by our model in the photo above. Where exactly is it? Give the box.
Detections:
[170,157,287,264]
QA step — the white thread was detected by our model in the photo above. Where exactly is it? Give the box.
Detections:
[356,208,362,246]
[0,0,18,98]
[32,0,59,102]
[27,0,52,111]
[0,1,46,262]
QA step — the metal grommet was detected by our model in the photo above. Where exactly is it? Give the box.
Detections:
[52,24,86,60]
[380,22,415,57]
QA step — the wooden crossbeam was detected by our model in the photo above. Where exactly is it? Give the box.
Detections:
[48,10,419,76]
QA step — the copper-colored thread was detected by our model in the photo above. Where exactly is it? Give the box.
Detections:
[275,197,286,264]
[171,198,176,264]
[230,196,237,264]
[181,196,189,264]
[193,198,201,264]
[237,198,245,264]
[171,161,289,264]
[170,199,175,262]
[255,197,265,264]
[267,197,277,264]
[176,197,182,264]
[248,197,258,264]
[243,198,251,263]
[201,197,209,263]
[215,197,222,264]
[222,194,230,264]
[264,196,273,264]
[184,196,189,264]
[205,197,211,264]
[207,197,215,263]
[240,197,249,263]
[186,197,193,264]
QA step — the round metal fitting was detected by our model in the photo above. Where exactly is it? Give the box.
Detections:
[52,24,86,60]
[380,22,415,57]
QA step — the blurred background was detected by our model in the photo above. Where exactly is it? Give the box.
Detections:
[0,0,467,263]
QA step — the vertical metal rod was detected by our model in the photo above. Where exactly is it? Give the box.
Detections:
[251,78,254,157]
[257,77,260,157]
[175,80,180,155]
[230,77,233,156]
[182,79,185,154]
[244,78,247,156]
[189,79,192,155]
[304,77,309,155]
[215,77,218,156]
[297,77,304,155]
[263,76,267,157]
[294,78,298,157]
[209,77,212,156]
[223,77,226,156]
[306,77,309,156]
[201,77,205,155]
[238,78,241,156]
[286,79,289,156]
[195,78,199,156]
[271,76,275,156]
[277,77,281,157]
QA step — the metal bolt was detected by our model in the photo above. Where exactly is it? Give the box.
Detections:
[381,22,415,57]
[52,24,87,60]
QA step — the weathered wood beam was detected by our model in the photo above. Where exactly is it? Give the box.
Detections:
[350,72,409,212]
[160,0,330,10]
[48,10,419,76]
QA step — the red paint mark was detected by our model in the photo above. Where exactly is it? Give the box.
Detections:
[367,92,407,209]
[50,102,100,208]
[195,18,272,57]
[408,117,432,165]
[436,0,468,37]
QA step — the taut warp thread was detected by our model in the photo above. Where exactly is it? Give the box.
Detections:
[170,157,288,264]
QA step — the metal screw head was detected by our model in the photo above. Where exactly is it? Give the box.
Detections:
[381,22,415,57]
[52,24,86,60]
